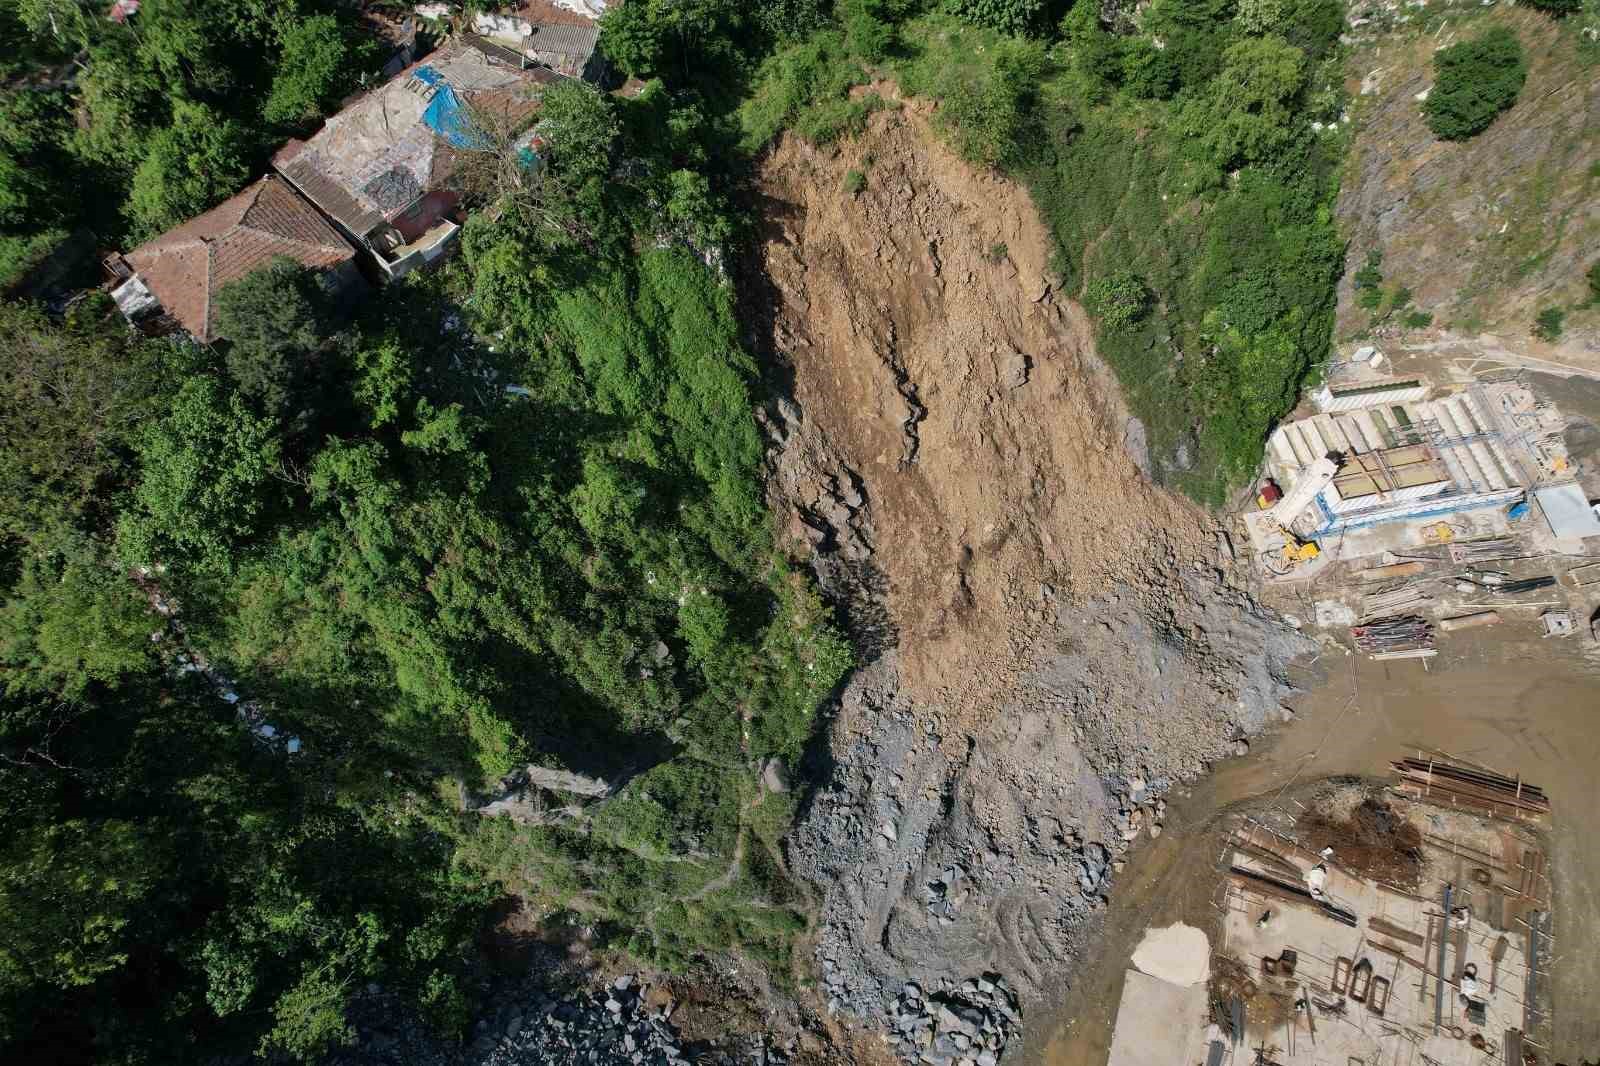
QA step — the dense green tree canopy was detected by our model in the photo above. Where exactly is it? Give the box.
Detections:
[1424,26,1526,141]
[213,257,341,415]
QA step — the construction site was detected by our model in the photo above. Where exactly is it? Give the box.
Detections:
[1238,351,1600,662]
[1096,759,1555,1066]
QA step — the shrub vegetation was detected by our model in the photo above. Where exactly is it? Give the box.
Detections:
[1424,27,1527,141]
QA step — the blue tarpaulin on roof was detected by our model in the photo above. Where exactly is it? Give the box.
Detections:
[415,66,492,150]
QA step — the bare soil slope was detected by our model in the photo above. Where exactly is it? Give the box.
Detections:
[1336,7,1600,357]
[749,100,1311,1036]
[755,95,1211,728]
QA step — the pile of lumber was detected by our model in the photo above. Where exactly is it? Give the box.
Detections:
[1361,581,1431,621]
[1390,757,1549,823]
[1447,538,1525,565]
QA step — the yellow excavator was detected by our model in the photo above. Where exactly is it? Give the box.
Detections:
[1278,525,1321,567]
[1255,463,1334,573]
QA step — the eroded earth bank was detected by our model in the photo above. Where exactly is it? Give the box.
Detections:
[746,100,1312,1053]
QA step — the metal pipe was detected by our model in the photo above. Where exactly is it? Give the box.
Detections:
[1439,611,1501,632]
[1436,883,1452,1032]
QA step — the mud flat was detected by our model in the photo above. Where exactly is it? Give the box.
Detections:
[1024,626,1600,1065]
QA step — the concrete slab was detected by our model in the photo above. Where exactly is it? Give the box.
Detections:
[1105,970,1208,1066]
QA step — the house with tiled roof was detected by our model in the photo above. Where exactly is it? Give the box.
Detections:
[272,37,549,279]
[106,176,361,343]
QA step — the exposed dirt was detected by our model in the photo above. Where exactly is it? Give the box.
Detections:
[1335,5,1600,362]
[754,92,1218,731]
[745,96,1312,1049]
[1295,795,1424,890]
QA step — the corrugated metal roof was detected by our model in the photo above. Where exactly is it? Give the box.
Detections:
[524,22,599,57]
[1534,483,1600,540]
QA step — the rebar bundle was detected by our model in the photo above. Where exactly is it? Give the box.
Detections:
[1351,614,1435,653]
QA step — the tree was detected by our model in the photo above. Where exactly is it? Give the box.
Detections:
[841,0,894,61]
[1235,0,1288,34]
[945,0,1045,36]
[537,81,621,192]
[213,256,336,414]
[265,14,369,125]
[125,100,253,239]
[117,376,281,574]
[1533,306,1565,342]
[596,0,741,79]
[11,0,96,50]
[1196,35,1308,167]
[1423,27,1526,141]
[0,553,156,697]
[0,300,176,544]
[1083,271,1151,332]
[1588,260,1600,303]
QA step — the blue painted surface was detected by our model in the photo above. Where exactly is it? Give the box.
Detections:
[416,67,490,149]
[1507,500,1529,521]
[1310,489,1524,535]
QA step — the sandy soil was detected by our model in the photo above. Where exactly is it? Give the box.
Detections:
[1023,628,1600,1064]
[753,93,1213,731]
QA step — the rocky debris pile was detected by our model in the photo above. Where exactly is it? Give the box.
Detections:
[791,578,1309,1029]
[476,975,720,1066]
[325,972,802,1066]
[885,976,1019,1066]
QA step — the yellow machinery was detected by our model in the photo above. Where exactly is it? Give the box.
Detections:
[1420,521,1457,545]
[1279,526,1321,567]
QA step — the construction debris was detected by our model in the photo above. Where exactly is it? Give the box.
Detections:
[1454,573,1557,596]
[1447,538,1526,565]
[1361,581,1432,620]
[1351,615,1435,655]
[1389,757,1550,823]
[1438,611,1501,633]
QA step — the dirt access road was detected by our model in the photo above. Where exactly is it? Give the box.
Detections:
[1023,628,1600,1064]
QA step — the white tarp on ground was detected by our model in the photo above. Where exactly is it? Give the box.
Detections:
[1534,482,1600,539]
[1129,922,1211,986]
[553,0,607,15]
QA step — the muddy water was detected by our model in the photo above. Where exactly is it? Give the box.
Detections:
[1024,626,1600,1065]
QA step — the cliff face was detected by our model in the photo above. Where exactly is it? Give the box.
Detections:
[1335,6,1600,357]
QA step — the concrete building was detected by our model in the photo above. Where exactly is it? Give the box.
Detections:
[1263,381,1531,538]
[472,1,609,82]
[272,38,549,279]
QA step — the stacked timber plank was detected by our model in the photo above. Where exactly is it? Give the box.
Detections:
[1448,538,1525,565]
[1361,581,1432,621]
[1390,757,1549,823]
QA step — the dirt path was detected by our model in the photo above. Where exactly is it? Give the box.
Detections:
[1022,628,1600,1063]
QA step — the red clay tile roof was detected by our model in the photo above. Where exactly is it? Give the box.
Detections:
[123,176,356,343]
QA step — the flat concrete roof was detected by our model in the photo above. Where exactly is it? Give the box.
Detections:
[1533,483,1600,540]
